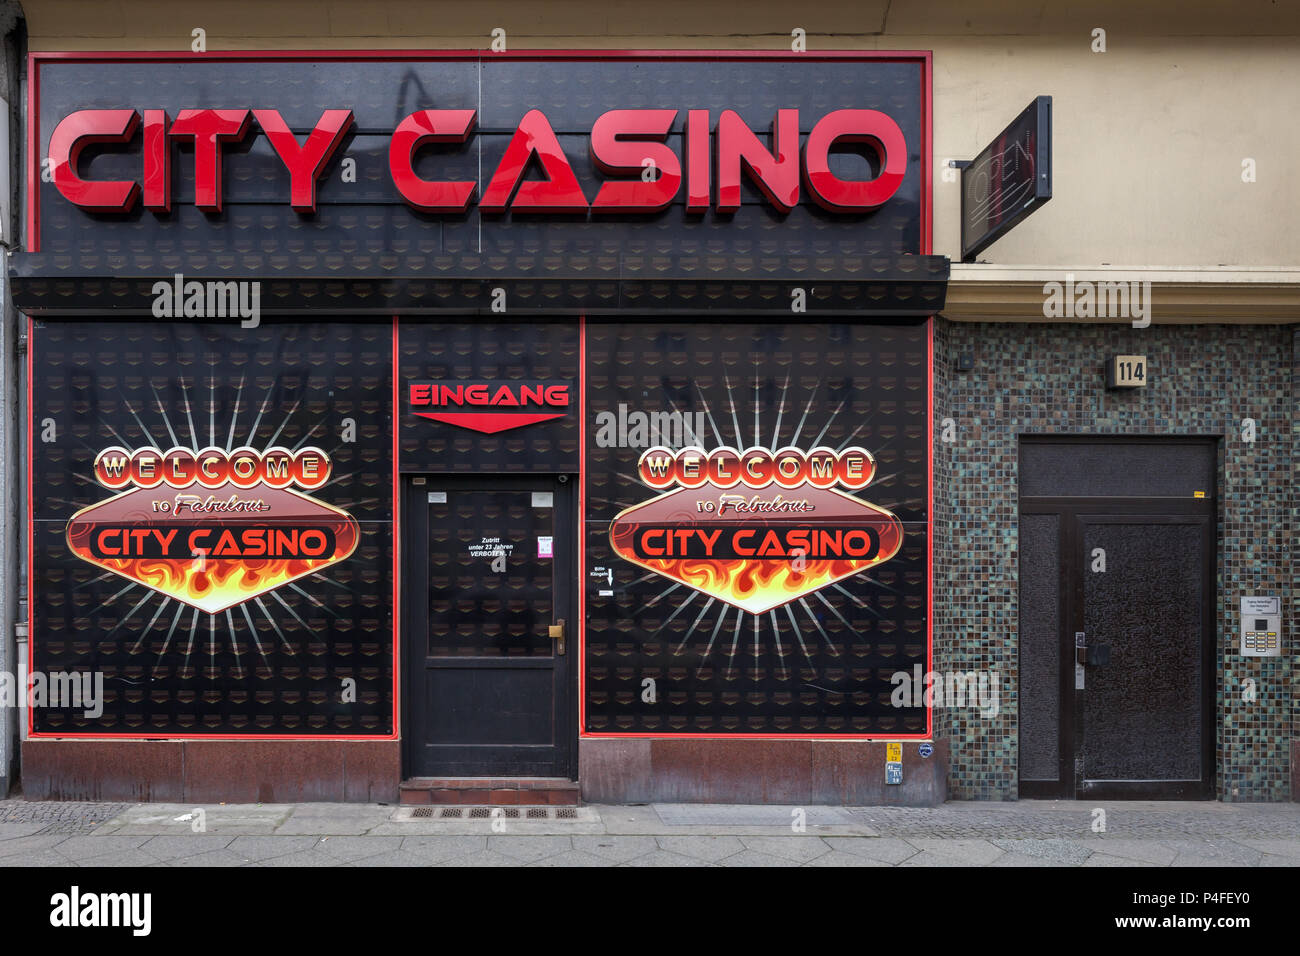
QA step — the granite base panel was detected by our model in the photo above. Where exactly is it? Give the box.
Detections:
[579,737,948,806]
[20,739,401,803]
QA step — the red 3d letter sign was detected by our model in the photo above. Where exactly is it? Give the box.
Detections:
[609,445,904,614]
[48,108,355,213]
[49,107,907,215]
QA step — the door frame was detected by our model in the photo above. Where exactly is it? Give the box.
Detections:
[399,473,580,780]
[1018,496,1216,800]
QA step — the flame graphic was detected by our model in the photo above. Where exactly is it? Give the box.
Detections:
[66,484,359,614]
[647,554,888,614]
[77,552,355,615]
[609,485,904,614]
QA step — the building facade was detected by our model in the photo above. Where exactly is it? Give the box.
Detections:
[4,1,1297,805]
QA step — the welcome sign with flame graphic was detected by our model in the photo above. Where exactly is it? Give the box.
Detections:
[66,444,360,614]
[610,444,903,614]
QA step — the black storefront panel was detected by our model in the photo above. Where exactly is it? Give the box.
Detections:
[29,319,395,737]
[582,319,931,737]
[19,52,940,791]
[18,53,942,323]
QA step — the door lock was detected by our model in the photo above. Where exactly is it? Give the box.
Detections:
[549,619,566,655]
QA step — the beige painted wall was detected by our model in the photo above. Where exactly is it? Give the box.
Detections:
[21,1,1300,268]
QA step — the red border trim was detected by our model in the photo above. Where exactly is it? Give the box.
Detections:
[26,49,934,744]
[28,49,931,61]
[25,314,34,738]
[24,318,403,741]
[922,51,934,255]
[26,53,37,251]
[578,315,587,743]
[391,316,401,741]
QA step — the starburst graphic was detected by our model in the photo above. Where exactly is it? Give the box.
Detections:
[604,373,910,681]
[59,370,362,680]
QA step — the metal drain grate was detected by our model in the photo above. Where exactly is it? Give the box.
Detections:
[402,805,586,821]
[471,806,502,818]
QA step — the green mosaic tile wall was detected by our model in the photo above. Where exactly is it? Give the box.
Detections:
[932,318,1295,801]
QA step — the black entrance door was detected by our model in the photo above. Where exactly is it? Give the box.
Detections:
[1018,438,1216,800]
[1072,508,1214,798]
[403,476,576,778]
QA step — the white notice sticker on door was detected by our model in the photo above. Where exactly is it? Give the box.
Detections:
[537,536,554,559]
[532,492,553,508]
[427,491,446,504]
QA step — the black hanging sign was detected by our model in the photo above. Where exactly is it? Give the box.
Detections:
[960,95,1052,262]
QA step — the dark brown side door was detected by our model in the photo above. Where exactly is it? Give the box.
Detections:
[1018,438,1216,799]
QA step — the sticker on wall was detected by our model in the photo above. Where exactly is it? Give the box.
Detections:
[537,536,554,559]
[66,445,359,615]
[467,537,513,560]
[609,445,903,614]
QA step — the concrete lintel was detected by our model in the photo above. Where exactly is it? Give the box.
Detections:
[945,264,1300,323]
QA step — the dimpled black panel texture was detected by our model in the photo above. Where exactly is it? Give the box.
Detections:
[583,320,929,735]
[30,319,394,735]
[426,491,554,658]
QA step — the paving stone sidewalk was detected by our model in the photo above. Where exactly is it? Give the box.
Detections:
[0,799,1296,867]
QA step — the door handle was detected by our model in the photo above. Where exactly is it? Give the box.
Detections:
[549,619,566,656]
[1075,642,1111,666]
